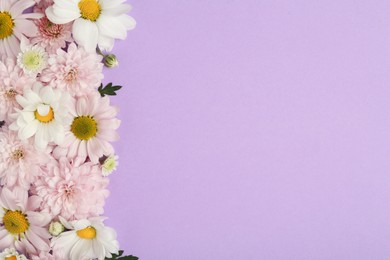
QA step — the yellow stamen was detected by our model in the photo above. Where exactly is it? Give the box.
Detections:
[3,210,29,235]
[78,0,101,21]
[35,107,54,123]
[77,226,97,239]
[0,12,14,40]
[5,256,17,260]
[71,116,98,140]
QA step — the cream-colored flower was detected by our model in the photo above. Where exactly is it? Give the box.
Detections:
[17,37,48,76]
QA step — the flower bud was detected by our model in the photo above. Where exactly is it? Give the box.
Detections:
[49,221,65,236]
[101,155,119,176]
[103,54,119,68]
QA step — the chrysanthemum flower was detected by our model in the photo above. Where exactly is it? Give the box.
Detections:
[29,251,55,260]
[0,248,27,260]
[0,57,35,124]
[46,0,136,52]
[31,16,73,54]
[9,83,71,150]
[34,158,109,220]
[0,129,49,189]
[58,93,120,163]
[40,43,103,97]
[51,217,119,260]
[0,187,51,255]
[0,0,43,57]
[17,37,48,76]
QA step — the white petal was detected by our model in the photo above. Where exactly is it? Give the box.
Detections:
[96,15,127,40]
[20,120,38,139]
[73,18,99,52]
[46,6,79,24]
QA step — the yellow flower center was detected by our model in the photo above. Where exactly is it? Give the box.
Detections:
[0,12,14,40]
[77,226,97,239]
[3,210,29,235]
[71,116,98,140]
[34,107,54,123]
[5,256,17,260]
[78,0,101,21]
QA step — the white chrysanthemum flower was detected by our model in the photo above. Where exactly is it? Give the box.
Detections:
[9,83,71,150]
[0,0,43,57]
[46,0,136,52]
[17,37,48,76]
[0,248,27,260]
[51,217,119,260]
[101,154,118,176]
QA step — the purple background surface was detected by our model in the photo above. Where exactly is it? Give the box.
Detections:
[103,1,390,259]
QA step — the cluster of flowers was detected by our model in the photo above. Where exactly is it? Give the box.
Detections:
[0,0,136,259]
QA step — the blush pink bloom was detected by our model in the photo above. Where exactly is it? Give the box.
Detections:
[0,187,51,256]
[40,43,103,97]
[0,129,50,189]
[30,251,55,260]
[33,158,109,221]
[0,57,35,124]
[56,93,120,163]
[31,15,73,54]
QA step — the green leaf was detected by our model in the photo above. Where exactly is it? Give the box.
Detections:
[118,256,139,260]
[104,251,139,260]
[98,83,123,97]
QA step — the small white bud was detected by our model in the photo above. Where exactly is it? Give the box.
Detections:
[101,155,119,176]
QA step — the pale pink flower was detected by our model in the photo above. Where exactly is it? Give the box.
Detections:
[0,187,51,256]
[31,16,73,54]
[0,0,43,57]
[30,251,55,260]
[40,43,103,97]
[0,57,35,124]
[34,0,54,12]
[0,129,50,189]
[33,158,109,221]
[56,93,120,163]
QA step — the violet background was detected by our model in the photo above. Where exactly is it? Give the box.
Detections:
[103,1,390,259]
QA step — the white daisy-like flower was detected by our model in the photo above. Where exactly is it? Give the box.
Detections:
[0,248,27,260]
[46,0,136,52]
[9,83,71,150]
[17,37,48,76]
[0,0,43,57]
[51,217,119,260]
[101,154,118,176]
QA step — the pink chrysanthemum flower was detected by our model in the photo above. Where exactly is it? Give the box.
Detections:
[0,129,49,189]
[31,16,73,54]
[34,158,109,220]
[56,93,120,163]
[30,251,55,260]
[40,43,103,97]
[0,57,35,124]
[0,187,51,255]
